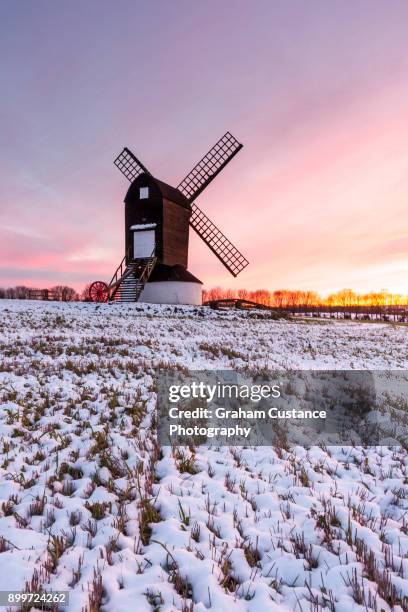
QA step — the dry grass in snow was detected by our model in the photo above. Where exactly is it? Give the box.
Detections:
[0,300,408,611]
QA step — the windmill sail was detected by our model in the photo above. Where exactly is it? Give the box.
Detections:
[190,203,249,277]
[114,147,151,182]
[177,132,243,201]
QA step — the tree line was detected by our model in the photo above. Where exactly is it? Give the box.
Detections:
[1,284,407,307]
[202,287,408,307]
[0,285,81,301]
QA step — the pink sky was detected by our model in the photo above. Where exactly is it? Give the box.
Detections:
[1,2,408,294]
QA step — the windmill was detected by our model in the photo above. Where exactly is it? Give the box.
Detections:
[89,132,249,304]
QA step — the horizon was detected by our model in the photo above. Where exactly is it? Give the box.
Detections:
[1,1,408,294]
[2,282,408,305]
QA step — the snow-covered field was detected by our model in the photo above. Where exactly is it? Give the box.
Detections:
[1,300,408,611]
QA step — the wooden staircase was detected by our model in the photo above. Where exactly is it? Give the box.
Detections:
[106,252,157,303]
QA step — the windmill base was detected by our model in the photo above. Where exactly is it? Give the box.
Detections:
[138,281,201,305]
[138,264,203,305]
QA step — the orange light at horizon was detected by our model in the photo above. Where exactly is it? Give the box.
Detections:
[202,287,408,308]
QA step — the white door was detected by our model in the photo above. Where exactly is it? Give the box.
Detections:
[133,230,155,258]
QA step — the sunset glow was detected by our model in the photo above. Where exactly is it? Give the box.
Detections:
[1,1,408,294]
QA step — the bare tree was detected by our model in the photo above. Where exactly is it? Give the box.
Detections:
[5,287,16,299]
[237,288,248,300]
[15,286,29,299]
[50,285,79,301]
[81,283,93,301]
[271,290,287,308]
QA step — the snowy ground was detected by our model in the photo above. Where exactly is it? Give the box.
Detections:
[0,300,408,611]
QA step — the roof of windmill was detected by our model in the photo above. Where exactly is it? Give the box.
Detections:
[153,177,191,210]
[124,173,191,210]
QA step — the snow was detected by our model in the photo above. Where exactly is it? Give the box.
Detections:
[0,299,408,611]
[130,223,157,230]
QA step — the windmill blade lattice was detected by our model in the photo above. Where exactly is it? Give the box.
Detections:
[114,147,151,182]
[177,132,243,201]
[190,203,249,277]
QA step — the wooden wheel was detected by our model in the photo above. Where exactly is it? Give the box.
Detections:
[89,281,108,303]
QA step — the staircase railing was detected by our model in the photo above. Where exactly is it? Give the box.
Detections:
[107,248,131,292]
[137,250,157,287]
[110,249,157,302]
